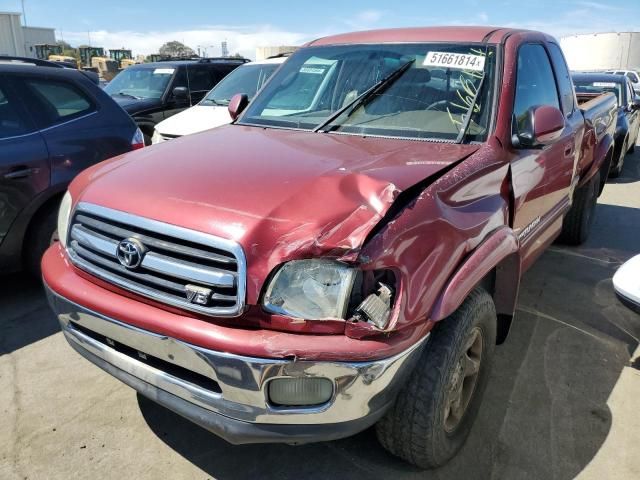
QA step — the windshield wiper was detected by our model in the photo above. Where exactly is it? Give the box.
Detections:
[113,92,142,100]
[312,59,415,133]
[202,98,228,106]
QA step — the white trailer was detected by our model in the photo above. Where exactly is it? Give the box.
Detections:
[560,32,640,71]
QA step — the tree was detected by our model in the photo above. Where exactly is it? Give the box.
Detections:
[159,41,196,58]
[56,40,73,50]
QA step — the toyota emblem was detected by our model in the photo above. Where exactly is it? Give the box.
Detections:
[116,238,145,269]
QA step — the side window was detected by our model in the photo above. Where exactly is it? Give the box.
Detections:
[171,68,188,91]
[513,44,560,133]
[627,81,635,104]
[547,44,575,114]
[0,81,34,139]
[187,66,214,92]
[25,79,94,128]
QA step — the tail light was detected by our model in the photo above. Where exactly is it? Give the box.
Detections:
[131,128,145,150]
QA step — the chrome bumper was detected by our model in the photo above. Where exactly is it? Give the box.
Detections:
[46,285,427,444]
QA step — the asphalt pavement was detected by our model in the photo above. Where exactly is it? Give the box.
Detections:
[1,151,639,480]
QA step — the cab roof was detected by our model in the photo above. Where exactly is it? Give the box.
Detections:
[572,72,626,84]
[306,26,535,46]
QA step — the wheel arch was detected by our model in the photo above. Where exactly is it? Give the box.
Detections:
[22,188,66,259]
[429,227,521,344]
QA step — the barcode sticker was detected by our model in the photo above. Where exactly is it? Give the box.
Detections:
[153,68,175,74]
[423,52,485,71]
[300,67,326,74]
[593,82,617,87]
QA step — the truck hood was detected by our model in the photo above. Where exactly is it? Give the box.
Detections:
[155,104,231,136]
[77,125,479,290]
[110,95,160,114]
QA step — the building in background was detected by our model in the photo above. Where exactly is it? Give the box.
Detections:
[560,32,640,71]
[0,11,55,57]
[23,26,57,55]
[256,45,298,60]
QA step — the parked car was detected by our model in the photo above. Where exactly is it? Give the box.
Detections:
[152,56,285,144]
[605,69,640,95]
[104,57,249,145]
[0,57,143,275]
[573,73,640,176]
[43,27,617,469]
[613,254,640,314]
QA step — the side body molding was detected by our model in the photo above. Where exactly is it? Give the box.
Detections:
[430,227,520,322]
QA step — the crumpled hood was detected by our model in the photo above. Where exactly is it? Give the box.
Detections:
[76,125,479,292]
[155,104,231,136]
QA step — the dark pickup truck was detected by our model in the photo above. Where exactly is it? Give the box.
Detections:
[573,72,640,177]
[43,27,616,469]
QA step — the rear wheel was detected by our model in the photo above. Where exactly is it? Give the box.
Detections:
[24,203,59,277]
[558,171,599,245]
[375,288,496,469]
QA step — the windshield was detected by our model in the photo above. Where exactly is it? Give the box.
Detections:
[573,80,622,106]
[201,63,280,106]
[104,67,175,100]
[239,43,496,142]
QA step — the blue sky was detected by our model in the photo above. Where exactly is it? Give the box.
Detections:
[2,0,638,58]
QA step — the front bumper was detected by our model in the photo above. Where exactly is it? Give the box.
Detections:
[46,284,427,444]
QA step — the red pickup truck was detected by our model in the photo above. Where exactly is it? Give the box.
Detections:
[43,27,616,468]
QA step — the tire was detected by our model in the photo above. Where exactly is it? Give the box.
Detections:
[557,171,600,245]
[375,288,497,469]
[609,138,626,178]
[24,203,59,277]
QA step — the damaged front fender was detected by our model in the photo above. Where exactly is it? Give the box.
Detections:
[349,139,512,339]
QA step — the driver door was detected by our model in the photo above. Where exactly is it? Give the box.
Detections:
[508,43,572,271]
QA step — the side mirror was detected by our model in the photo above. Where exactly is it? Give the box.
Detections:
[512,105,565,148]
[172,86,189,100]
[630,98,640,111]
[228,93,249,121]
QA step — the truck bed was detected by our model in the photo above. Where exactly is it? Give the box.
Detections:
[576,92,617,185]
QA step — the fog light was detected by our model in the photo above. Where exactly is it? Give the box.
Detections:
[268,377,333,406]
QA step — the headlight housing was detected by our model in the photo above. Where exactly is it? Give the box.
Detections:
[57,191,73,248]
[263,260,356,320]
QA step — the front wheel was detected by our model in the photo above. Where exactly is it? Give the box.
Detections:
[375,288,496,469]
[609,138,627,178]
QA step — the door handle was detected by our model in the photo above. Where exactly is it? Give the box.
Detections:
[3,167,37,180]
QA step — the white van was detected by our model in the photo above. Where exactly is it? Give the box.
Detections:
[151,56,286,144]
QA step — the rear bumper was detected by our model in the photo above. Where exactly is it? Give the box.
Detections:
[45,284,427,444]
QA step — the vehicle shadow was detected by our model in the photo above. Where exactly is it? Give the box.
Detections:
[0,273,58,355]
[138,198,640,479]
[606,146,639,185]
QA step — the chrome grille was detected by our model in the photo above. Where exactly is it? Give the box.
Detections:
[66,202,246,316]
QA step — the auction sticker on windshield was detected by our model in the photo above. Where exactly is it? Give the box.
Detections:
[423,52,485,71]
[593,82,617,88]
[153,68,175,75]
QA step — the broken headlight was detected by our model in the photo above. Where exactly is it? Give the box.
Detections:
[263,260,356,320]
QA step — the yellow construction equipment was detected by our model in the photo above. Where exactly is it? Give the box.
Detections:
[109,49,136,69]
[79,46,119,81]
